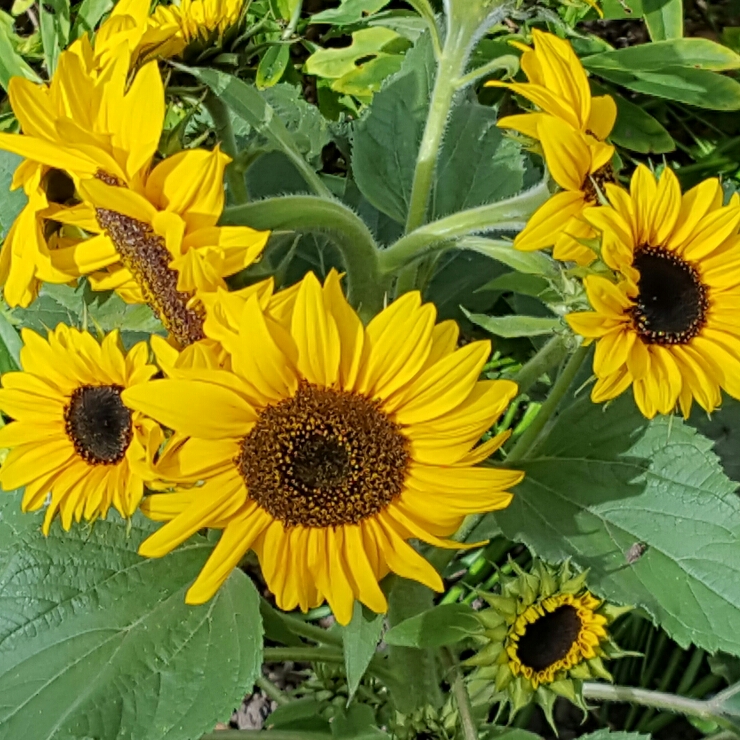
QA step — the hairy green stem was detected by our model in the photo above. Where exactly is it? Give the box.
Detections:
[222,196,387,318]
[282,0,303,39]
[404,30,469,234]
[442,648,479,740]
[513,335,570,396]
[582,682,725,724]
[506,345,589,465]
[203,93,250,205]
[256,676,291,705]
[404,0,442,57]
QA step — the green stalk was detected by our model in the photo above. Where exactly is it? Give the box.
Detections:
[583,682,732,726]
[256,676,291,705]
[512,335,570,395]
[203,93,250,205]
[281,0,303,39]
[505,345,589,465]
[442,648,479,740]
[278,612,343,647]
[221,196,387,319]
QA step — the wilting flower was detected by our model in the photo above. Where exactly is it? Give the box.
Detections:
[123,271,522,624]
[147,0,246,57]
[0,326,164,534]
[488,30,618,264]
[467,561,629,722]
[78,147,268,346]
[567,166,740,418]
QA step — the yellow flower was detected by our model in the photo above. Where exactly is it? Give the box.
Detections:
[0,326,164,534]
[567,165,740,418]
[146,0,246,57]
[488,29,616,143]
[77,146,269,346]
[513,116,615,265]
[0,39,164,187]
[467,561,629,721]
[122,271,522,624]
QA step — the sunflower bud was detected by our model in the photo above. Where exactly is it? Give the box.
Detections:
[466,560,631,727]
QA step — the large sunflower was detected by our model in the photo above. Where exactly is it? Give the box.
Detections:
[76,147,268,346]
[567,165,740,418]
[122,271,522,624]
[0,326,164,534]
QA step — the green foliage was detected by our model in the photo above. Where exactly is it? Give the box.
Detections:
[342,603,385,702]
[495,395,740,657]
[0,151,27,238]
[464,310,562,338]
[352,32,434,224]
[39,0,70,75]
[642,0,683,41]
[383,604,484,648]
[0,490,263,740]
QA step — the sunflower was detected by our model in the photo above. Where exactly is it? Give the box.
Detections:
[512,116,615,265]
[487,29,616,143]
[466,561,629,722]
[146,0,246,58]
[121,270,522,624]
[76,147,269,346]
[0,38,163,188]
[567,165,740,418]
[0,325,164,534]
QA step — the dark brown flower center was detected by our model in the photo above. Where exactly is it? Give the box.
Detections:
[583,164,616,204]
[516,604,582,673]
[96,208,205,347]
[630,246,708,345]
[64,385,133,465]
[238,383,410,528]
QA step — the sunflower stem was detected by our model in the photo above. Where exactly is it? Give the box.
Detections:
[278,612,343,647]
[256,676,291,705]
[506,344,589,464]
[442,647,479,740]
[512,334,571,396]
[203,92,250,205]
[582,682,731,726]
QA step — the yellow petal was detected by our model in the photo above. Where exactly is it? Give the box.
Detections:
[536,117,591,191]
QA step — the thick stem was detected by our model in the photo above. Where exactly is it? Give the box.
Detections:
[203,93,250,205]
[513,335,570,395]
[256,676,290,705]
[263,647,344,665]
[582,682,722,723]
[506,345,589,465]
[278,612,343,647]
[442,648,479,740]
[404,35,469,234]
[222,196,387,318]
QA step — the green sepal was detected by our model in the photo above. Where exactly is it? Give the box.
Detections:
[599,602,634,622]
[587,656,614,682]
[479,593,517,617]
[476,609,506,630]
[464,641,503,666]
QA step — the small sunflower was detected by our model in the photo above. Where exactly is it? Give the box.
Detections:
[146,0,246,57]
[567,165,740,418]
[76,147,269,346]
[0,326,164,534]
[467,561,629,722]
[487,30,617,264]
[122,271,522,624]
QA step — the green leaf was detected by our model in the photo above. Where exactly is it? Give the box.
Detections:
[188,65,330,197]
[481,729,543,740]
[259,598,304,647]
[305,27,401,81]
[579,733,651,740]
[384,603,483,648]
[0,151,27,238]
[464,310,561,338]
[689,396,740,484]
[71,0,113,38]
[477,273,553,300]
[268,698,332,733]
[386,578,442,712]
[0,490,263,740]
[643,0,683,40]
[0,310,21,372]
[601,0,643,19]
[458,237,558,277]
[331,54,405,97]
[0,22,40,90]
[39,0,70,75]
[601,87,675,154]
[592,66,740,110]
[352,32,434,224]
[583,38,740,72]
[709,653,740,684]
[432,103,526,219]
[332,704,389,739]
[343,602,384,702]
[494,395,740,656]
[312,0,392,25]
[256,44,291,89]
